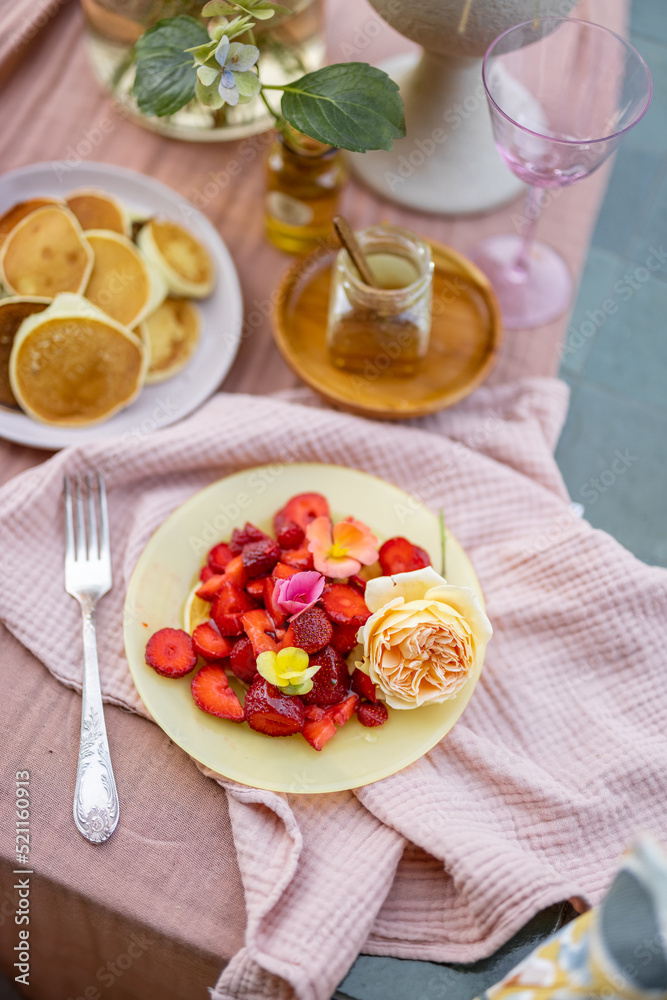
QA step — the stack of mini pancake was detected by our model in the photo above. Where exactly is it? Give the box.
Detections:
[0,188,215,427]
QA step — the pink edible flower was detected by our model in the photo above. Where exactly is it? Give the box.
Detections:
[306,516,379,578]
[274,570,325,619]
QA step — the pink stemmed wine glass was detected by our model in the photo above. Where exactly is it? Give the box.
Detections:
[470,17,652,330]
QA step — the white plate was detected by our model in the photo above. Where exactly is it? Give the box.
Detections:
[0,161,243,450]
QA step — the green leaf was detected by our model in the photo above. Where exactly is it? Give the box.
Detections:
[133,16,210,117]
[187,39,216,63]
[201,1,236,14]
[279,63,405,153]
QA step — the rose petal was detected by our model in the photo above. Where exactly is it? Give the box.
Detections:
[365,566,446,613]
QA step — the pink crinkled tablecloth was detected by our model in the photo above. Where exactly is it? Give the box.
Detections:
[0,378,666,1000]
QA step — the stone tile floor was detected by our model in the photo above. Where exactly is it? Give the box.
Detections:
[337,3,667,997]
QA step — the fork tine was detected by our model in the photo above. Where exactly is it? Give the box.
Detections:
[64,476,75,563]
[87,473,98,560]
[98,473,110,562]
[74,476,86,561]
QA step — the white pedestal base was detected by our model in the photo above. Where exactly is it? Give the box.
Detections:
[350,52,524,216]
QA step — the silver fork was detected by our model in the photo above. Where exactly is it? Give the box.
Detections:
[64,473,119,844]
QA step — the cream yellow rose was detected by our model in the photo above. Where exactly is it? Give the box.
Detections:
[356,566,492,710]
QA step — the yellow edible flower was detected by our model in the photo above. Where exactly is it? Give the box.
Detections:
[256,646,321,696]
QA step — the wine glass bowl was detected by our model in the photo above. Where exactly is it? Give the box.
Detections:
[470,17,652,329]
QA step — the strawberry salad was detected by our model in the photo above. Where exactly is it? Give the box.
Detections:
[144,492,432,752]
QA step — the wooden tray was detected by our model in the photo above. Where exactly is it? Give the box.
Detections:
[271,239,502,419]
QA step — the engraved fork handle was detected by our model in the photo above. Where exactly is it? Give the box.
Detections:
[73,597,120,843]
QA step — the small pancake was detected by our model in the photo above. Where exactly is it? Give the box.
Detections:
[0,297,50,407]
[139,297,200,383]
[9,293,146,427]
[0,206,93,297]
[0,197,62,249]
[137,218,214,298]
[66,188,129,236]
[84,229,163,328]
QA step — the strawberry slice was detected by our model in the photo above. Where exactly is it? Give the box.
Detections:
[229,522,270,555]
[290,606,333,654]
[264,577,287,627]
[192,622,233,661]
[229,635,258,684]
[274,513,305,550]
[330,693,359,726]
[246,577,267,599]
[302,645,349,707]
[304,705,326,721]
[322,583,371,627]
[272,562,300,579]
[244,677,305,737]
[222,553,247,589]
[302,713,337,751]
[279,546,314,571]
[192,664,244,721]
[200,564,216,583]
[242,538,281,578]
[211,581,256,636]
[242,609,280,656]
[145,628,197,678]
[207,542,234,573]
[351,668,378,703]
[378,537,431,576]
[329,622,360,656]
[357,702,388,727]
[196,573,226,601]
[348,574,367,594]
[283,493,330,531]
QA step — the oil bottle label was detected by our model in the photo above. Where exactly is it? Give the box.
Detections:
[266,191,314,227]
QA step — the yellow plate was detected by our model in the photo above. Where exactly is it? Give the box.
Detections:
[123,463,485,793]
[271,240,502,420]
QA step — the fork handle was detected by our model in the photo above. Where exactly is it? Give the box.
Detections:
[73,601,120,843]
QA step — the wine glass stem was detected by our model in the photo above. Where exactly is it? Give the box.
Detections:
[510,186,545,282]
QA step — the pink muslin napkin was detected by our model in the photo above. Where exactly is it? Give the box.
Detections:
[1,378,667,1000]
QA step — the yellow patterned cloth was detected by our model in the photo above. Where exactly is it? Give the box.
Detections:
[482,838,667,1000]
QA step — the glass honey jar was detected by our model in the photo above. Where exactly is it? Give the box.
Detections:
[265,128,347,255]
[326,224,434,376]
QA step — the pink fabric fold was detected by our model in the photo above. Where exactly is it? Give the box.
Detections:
[1,378,666,1000]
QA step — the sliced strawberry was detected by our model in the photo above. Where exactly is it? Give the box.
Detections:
[242,609,280,656]
[207,542,234,573]
[274,513,305,550]
[357,702,388,727]
[145,627,197,678]
[229,635,258,684]
[351,668,378,703]
[322,583,371,627]
[196,573,226,601]
[330,693,359,726]
[283,493,330,531]
[243,537,281,578]
[229,522,270,555]
[192,664,244,721]
[330,622,360,656]
[290,606,333,654]
[348,574,367,594]
[200,564,216,583]
[246,577,268,599]
[378,537,431,576]
[302,645,350,707]
[222,553,247,589]
[273,562,300,579]
[304,704,326,721]
[244,677,305,737]
[280,546,314,571]
[264,577,287,627]
[211,581,256,636]
[302,713,337,751]
[192,622,233,661]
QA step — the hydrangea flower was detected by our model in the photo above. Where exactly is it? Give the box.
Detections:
[274,570,325,620]
[214,36,260,106]
[256,646,321,696]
